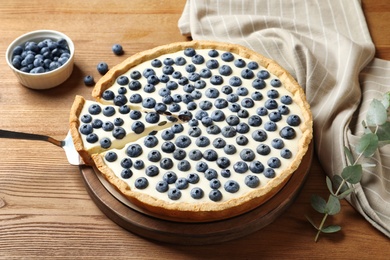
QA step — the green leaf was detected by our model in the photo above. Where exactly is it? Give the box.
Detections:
[326,176,334,195]
[344,146,354,165]
[332,175,349,194]
[336,187,354,199]
[355,133,379,157]
[381,92,390,109]
[325,195,341,215]
[341,165,363,184]
[321,225,341,233]
[376,122,390,141]
[366,99,387,126]
[311,194,327,214]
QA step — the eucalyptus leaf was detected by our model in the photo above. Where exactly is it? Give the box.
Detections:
[376,122,390,141]
[366,99,387,126]
[355,133,379,157]
[361,163,376,168]
[336,187,354,199]
[381,92,390,109]
[344,146,354,165]
[341,165,362,184]
[311,194,327,214]
[332,175,349,194]
[326,176,334,195]
[321,225,341,233]
[325,195,341,215]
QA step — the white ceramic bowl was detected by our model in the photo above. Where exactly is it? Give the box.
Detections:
[5,30,75,90]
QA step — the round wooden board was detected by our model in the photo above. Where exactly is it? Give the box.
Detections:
[80,141,313,245]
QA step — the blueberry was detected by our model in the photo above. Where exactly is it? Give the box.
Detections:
[234,58,246,68]
[188,118,199,126]
[208,49,219,57]
[287,115,301,126]
[216,157,230,168]
[199,100,212,110]
[114,94,128,106]
[126,144,143,157]
[214,98,228,109]
[221,126,236,138]
[120,157,133,168]
[80,124,93,135]
[189,149,203,161]
[163,57,174,66]
[188,72,200,82]
[161,129,174,140]
[175,56,186,66]
[264,121,277,131]
[226,115,240,126]
[178,76,189,86]
[236,135,249,146]
[142,97,156,109]
[234,161,248,173]
[154,103,167,113]
[129,80,142,91]
[143,83,155,93]
[213,138,226,149]
[181,94,194,104]
[117,87,127,95]
[257,70,270,79]
[143,68,155,78]
[280,126,296,139]
[224,144,237,154]
[131,121,145,134]
[196,161,208,172]
[229,76,242,86]
[135,177,149,189]
[219,65,232,76]
[248,115,262,127]
[247,61,258,69]
[173,149,186,160]
[203,149,218,161]
[161,141,175,153]
[130,110,142,120]
[81,114,92,123]
[105,151,117,162]
[257,107,268,116]
[168,188,182,200]
[191,90,202,100]
[267,89,279,99]
[205,88,219,98]
[199,68,211,78]
[162,95,174,104]
[184,48,196,57]
[185,64,196,73]
[144,135,159,148]
[256,144,271,155]
[209,189,223,202]
[281,95,293,105]
[264,168,276,178]
[251,91,263,101]
[201,116,213,127]
[224,180,240,193]
[187,173,200,184]
[245,175,260,188]
[221,52,234,62]
[195,136,210,147]
[210,75,224,85]
[86,133,98,143]
[145,165,159,176]
[130,71,141,80]
[113,127,126,139]
[192,54,205,64]
[253,79,267,91]
[281,148,292,159]
[227,94,239,103]
[163,171,178,184]
[177,160,191,171]
[269,111,282,122]
[190,187,204,199]
[240,149,256,161]
[145,112,160,124]
[188,126,202,138]
[271,78,281,87]
[241,69,254,79]
[156,181,169,193]
[121,169,133,179]
[175,178,189,190]
[221,169,231,178]
[278,105,290,115]
[160,74,170,83]
[194,80,206,89]
[265,99,278,110]
[210,179,221,189]
[117,75,129,85]
[129,94,142,103]
[92,119,103,129]
[206,125,221,135]
[268,157,281,168]
[249,160,265,173]
[272,138,284,149]
[100,138,111,149]
[133,160,144,170]
[102,121,114,131]
[97,62,109,75]
[103,106,115,117]
[88,104,102,115]
[84,75,95,86]
[236,87,249,96]
[172,71,182,79]
[151,59,162,68]
[236,122,250,134]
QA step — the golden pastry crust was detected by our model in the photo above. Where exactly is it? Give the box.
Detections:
[73,40,313,222]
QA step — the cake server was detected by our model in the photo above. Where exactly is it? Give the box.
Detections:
[0,129,83,165]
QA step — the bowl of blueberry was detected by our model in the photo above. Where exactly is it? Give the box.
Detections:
[5,30,75,90]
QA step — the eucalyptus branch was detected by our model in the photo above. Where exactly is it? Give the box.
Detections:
[306,92,390,242]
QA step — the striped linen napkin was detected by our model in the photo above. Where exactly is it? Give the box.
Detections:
[178,0,390,238]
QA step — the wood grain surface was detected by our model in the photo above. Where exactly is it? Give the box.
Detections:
[0,0,388,259]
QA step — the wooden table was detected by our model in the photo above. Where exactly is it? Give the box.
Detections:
[0,0,388,258]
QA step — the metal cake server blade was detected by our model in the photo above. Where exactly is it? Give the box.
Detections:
[0,129,83,165]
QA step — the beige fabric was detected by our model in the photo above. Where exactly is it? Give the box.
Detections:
[178,0,390,237]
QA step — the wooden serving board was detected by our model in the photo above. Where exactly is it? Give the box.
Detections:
[80,141,313,245]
